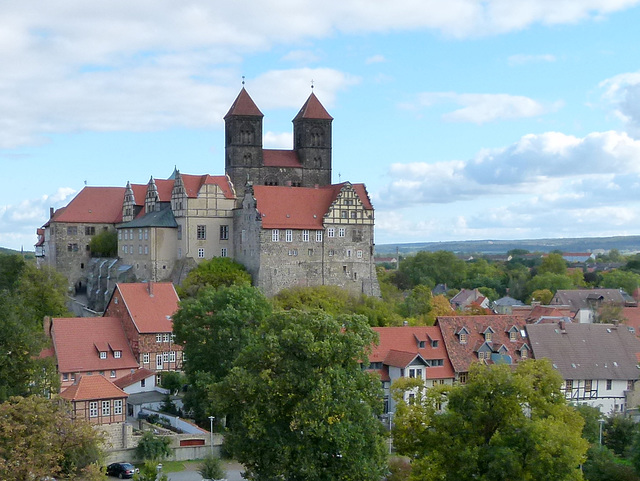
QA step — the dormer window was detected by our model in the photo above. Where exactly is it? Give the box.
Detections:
[509,331,517,341]
[431,340,439,348]
[114,350,121,359]
[459,333,467,344]
[99,351,107,359]
[419,341,426,348]
[485,332,492,342]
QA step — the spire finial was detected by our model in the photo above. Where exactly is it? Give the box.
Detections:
[311,79,314,90]
[242,75,245,86]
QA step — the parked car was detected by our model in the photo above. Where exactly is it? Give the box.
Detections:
[106,462,138,479]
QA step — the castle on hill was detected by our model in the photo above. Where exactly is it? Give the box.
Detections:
[36,87,380,307]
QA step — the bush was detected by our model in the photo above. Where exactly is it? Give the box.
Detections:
[135,431,171,462]
[198,454,226,480]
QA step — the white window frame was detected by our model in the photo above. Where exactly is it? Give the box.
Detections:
[89,401,98,418]
[99,351,107,359]
[156,355,163,369]
[143,353,150,364]
[272,229,279,242]
[114,399,123,415]
[338,228,345,237]
[221,248,228,257]
[197,225,206,240]
[114,350,121,359]
[163,352,169,362]
[110,370,116,378]
[169,351,176,362]
[156,334,162,343]
[198,248,205,258]
[102,400,110,416]
[163,333,170,342]
[357,250,363,258]
[285,229,293,242]
[302,230,309,242]
[316,230,323,242]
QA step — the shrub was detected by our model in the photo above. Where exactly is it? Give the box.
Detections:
[198,454,226,480]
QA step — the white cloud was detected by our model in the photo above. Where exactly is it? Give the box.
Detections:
[507,54,556,66]
[414,92,561,124]
[376,130,640,208]
[600,71,640,137]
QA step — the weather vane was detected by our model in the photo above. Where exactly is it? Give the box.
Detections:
[242,75,245,86]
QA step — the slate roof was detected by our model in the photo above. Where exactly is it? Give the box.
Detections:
[252,182,373,230]
[371,326,455,380]
[118,205,178,229]
[294,92,333,120]
[526,322,640,380]
[53,187,125,224]
[493,296,525,307]
[111,282,179,333]
[113,368,156,389]
[437,315,530,374]
[60,374,128,401]
[552,289,637,311]
[51,317,138,373]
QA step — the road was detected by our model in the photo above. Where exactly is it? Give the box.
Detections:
[166,461,246,481]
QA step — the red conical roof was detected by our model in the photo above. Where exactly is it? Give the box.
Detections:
[294,92,333,120]
[224,88,263,119]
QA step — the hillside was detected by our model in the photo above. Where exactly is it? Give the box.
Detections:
[376,235,640,256]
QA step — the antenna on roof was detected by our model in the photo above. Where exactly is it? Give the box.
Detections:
[242,75,245,86]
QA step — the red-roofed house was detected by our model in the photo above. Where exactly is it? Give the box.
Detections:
[369,327,455,414]
[60,374,128,425]
[37,186,126,292]
[46,316,139,389]
[436,315,531,383]
[104,282,182,374]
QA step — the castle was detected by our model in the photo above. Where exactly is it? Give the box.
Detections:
[36,88,380,305]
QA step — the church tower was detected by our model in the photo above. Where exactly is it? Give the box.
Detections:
[293,92,333,186]
[224,88,264,191]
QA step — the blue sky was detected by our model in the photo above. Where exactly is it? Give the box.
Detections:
[2,1,640,251]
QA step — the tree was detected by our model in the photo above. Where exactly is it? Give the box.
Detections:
[574,404,602,445]
[177,257,252,298]
[0,396,103,481]
[160,371,185,395]
[399,251,466,289]
[584,445,640,481]
[400,285,432,321]
[198,454,226,480]
[526,272,574,299]
[89,229,118,257]
[602,415,637,457]
[601,269,640,296]
[134,461,169,481]
[596,302,626,324]
[0,253,26,292]
[172,285,272,424]
[426,294,454,324]
[220,310,387,481]
[531,288,554,305]
[13,263,70,324]
[135,431,171,462]
[392,360,588,481]
[539,253,567,275]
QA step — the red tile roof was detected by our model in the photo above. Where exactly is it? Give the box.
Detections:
[436,315,530,374]
[253,183,373,229]
[60,374,128,401]
[51,317,138,373]
[623,306,640,336]
[294,92,333,120]
[371,327,455,379]
[263,150,302,168]
[53,187,125,224]
[113,282,179,333]
[181,174,234,199]
[113,368,155,389]
[154,179,175,201]
[224,88,263,118]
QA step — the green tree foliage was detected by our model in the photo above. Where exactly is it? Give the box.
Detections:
[0,253,26,291]
[0,396,103,481]
[539,253,568,275]
[134,461,169,481]
[601,269,640,296]
[88,229,118,257]
[273,285,404,327]
[13,263,70,323]
[574,404,602,445]
[392,360,588,481]
[398,251,466,289]
[178,257,251,298]
[198,454,226,480]
[426,294,454,324]
[603,416,637,457]
[220,310,387,481]
[173,285,272,424]
[160,371,185,395]
[135,431,171,462]
[399,285,432,321]
[526,272,574,299]
[530,288,554,305]
[596,302,626,324]
[583,446,640,481]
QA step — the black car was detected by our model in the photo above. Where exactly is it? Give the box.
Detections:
[106,462,138,479]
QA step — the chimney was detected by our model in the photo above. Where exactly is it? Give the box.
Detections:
[43,316,52,337]
[286,180,292,187]
[148,281,154,297]
[49,207,54,219]
[558,320,566,333]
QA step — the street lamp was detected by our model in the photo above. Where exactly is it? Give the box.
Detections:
[388,412,394,455]
[598,419,605,446]
[209,416,215,455]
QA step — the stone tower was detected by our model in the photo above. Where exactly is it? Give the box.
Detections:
[224,88,264,191]
[292,92,333,187]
